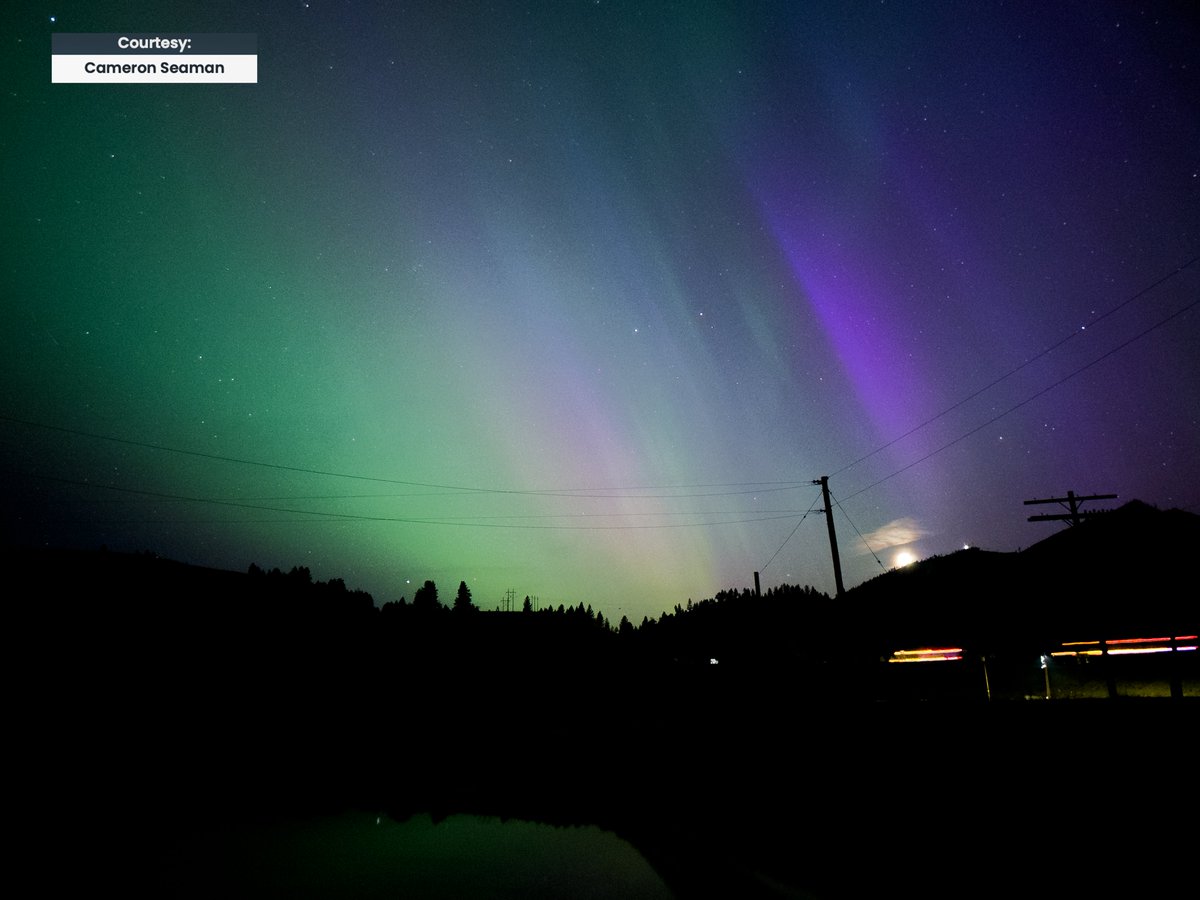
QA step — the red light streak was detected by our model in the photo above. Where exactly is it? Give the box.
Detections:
[1057,635,1198,655]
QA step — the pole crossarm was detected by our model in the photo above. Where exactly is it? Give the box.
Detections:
[1024,490,1117,526]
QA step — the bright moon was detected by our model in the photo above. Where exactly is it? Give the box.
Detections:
[894,550,917,568]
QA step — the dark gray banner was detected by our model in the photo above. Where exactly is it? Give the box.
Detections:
[52,33,257,54]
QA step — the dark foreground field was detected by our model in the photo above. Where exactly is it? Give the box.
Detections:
[10,546,1195,897]
[19,666,1197,899]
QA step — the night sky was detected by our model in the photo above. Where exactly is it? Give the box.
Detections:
[3,1,1198,624]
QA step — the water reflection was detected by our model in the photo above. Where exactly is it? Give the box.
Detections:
[161,811,674,898]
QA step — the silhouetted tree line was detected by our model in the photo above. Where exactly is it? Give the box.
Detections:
[0,542,983,689]
[10,497,1194,721]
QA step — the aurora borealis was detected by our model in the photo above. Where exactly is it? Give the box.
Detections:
[3,1,1198,624]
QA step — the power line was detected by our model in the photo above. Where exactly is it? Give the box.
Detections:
[830,254,1199,479]
[828,488,887,573]
[759,489,823,571]
[0,414,809,499]
[764,262,1197,579]
[841,294,1199,502]
[17,472,805,531]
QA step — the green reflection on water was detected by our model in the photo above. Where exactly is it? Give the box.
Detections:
[161,811,674,899]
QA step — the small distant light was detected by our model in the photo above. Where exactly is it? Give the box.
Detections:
[1040,655,1049,669]
[710,658,719,665]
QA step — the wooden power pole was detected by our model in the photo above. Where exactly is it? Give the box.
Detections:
[814,476,845,598]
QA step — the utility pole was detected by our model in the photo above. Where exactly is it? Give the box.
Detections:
[1024,490,1117,526]
[1024,490,1119,698]
[814,476,845,598]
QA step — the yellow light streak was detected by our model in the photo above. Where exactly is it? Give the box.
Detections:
[888,647,964,663]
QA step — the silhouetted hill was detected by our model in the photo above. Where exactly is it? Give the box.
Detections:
[1019,499,1200,637]
[845,500,1199,649]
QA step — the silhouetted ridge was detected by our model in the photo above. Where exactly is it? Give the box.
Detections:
[844,501,1197,647]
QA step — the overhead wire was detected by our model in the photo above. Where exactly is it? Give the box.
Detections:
[828,485,887,572]
[766,254,1198,576]
[0,414,807,500]
[841,293,1199,502]
[830,254,1199,479]
[759,488,823,572]
[14,471,807,531]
